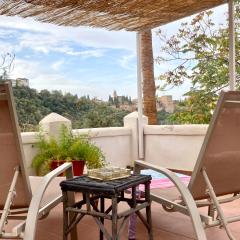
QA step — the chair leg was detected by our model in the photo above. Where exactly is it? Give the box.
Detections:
[202,169,235,240]
[207,204,215,219]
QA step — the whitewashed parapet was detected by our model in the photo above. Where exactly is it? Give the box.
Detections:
[73,127,132,168]
[144,125,208,135]
[21,113,135,176]
[73,127,131,138]
[21,132,39,176]
[144,124,208,172]
[20,111,210,176]
[124,112,148,162]
[39,112,72,139]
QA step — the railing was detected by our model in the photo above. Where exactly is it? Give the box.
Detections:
[21,112,208,176]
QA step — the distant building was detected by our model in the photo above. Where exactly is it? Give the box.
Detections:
[109,91,175,113]
[131,99,138,110]
[156,95,175,113]
[132,95,175,113]
[1,77,30,87]
[109,90,134,111]
[92,97,104,103]
[14,78,29,87]
[113,90,117,99]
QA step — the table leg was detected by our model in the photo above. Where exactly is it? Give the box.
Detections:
[145,182,153,240]
[100,197,105,240]
[68,191,78,240]
[63,191,69,240]
[128,186,138,239]
[112,196,118,240]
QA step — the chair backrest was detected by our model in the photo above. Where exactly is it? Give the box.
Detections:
[0,81,31,208]
[188,91,240,200]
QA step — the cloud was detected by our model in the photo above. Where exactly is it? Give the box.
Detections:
[0,28,18,37]
[3,29,107,58]
[118,54,136,71]
[8,57,134,100]
[10,58,41,79]
[0,40,15,53]
[10,57,92,94]
[0,3,228,101]
[0,15,136,52]
[17,32,81,56]
[65,49,105,58]
[51,60,65,71]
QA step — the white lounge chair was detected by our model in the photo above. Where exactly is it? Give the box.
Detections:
[0,81,77,239]
[135,90,240,240]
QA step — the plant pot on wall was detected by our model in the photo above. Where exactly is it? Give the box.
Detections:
[32,125,105,176]
[50,160,85,176]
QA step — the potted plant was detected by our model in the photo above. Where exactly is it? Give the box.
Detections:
[32,126,105,176]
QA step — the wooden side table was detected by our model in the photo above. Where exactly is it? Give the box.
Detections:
[60,174,153,240]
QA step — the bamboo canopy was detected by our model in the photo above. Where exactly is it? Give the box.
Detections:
[0,0,227,31]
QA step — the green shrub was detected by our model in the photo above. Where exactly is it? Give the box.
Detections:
[32,126,105,175]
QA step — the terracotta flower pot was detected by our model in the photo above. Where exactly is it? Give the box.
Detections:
[50,160,85,176]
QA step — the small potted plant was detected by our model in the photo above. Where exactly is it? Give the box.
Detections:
[32,126,105,176]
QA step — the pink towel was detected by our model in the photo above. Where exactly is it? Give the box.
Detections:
[139,175,190,191]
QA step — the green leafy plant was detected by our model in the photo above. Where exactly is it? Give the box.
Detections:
[156,5,240,123]
[32,126,105,175]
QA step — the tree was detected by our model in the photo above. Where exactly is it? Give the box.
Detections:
[140,30,157,124]
[156,3,240,123]
[157,109,171,124]
[167,90,217,124]
[108,95,114,105]
[13,86,130,131]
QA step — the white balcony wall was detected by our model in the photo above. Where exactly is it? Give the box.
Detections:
[73,127,132,168]
[20,112,208,176]
[21,132,39,176]
[21,127,133,176]
[144,125,208,173]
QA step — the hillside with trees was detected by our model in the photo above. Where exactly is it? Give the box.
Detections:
[13,86,129,131]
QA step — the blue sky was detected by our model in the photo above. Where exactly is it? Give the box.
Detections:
[0,4,228,100]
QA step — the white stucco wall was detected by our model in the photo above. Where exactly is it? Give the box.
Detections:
[20,112,209,176]
[144,125,208,172]
[21,127,133,176]
[73,127,132,168]
[21,132,39,176]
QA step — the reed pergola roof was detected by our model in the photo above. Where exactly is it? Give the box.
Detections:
[0,0,227,31]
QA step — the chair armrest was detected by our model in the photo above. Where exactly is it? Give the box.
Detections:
[134,160,207,240]
[23,163,73,240]
[42,162,74,180]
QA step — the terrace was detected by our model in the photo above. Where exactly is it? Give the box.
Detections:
[0,0,239,239]
[34,197,240,240]
[17,112,239,240]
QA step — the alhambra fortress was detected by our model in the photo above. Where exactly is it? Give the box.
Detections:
[110,90,175,113]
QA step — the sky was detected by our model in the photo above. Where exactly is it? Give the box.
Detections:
[0,3,228,100]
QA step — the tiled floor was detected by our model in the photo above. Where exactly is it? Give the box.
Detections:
[33,197,240,240]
